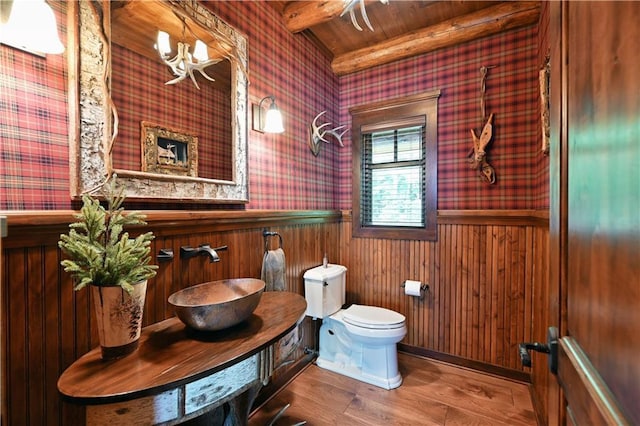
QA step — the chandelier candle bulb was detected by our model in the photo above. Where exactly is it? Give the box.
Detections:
[156,31,171,55]
[193,40,209,61]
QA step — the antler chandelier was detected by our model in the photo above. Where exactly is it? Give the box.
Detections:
[155,30,221,89]
[341,0,389,32]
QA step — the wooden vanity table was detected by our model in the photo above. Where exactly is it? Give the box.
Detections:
[58,292,306,425]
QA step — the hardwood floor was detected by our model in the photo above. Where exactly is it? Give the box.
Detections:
[249,352,537,425]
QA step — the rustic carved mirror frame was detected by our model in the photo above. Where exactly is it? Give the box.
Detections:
[68,0,248,202]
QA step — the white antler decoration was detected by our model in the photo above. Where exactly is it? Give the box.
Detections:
[309,111,348,156]
[159,42,221,90]
[341,0,389,32]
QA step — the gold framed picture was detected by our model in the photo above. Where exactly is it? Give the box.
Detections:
[141,121,198,177]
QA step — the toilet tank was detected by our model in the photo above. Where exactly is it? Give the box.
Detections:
[303,264,347,319]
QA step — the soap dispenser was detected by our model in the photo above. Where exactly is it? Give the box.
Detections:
[323,253,328,268]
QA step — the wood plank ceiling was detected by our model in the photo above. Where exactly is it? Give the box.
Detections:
[111,1,541,77]
[269,1,541,75]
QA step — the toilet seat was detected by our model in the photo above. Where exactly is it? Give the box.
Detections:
[342,304,405,330]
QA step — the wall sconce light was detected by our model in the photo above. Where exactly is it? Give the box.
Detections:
[252,96,284,134]
[0,0,64,55]
[155,30,221,89]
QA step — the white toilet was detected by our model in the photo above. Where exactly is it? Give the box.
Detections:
[303,264,407,390]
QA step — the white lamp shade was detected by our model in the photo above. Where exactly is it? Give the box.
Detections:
[156,31,171,55]
[263,105,284,133]
[192,40,209,62]
[0,0,64,54]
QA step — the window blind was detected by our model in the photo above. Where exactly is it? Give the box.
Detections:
[361,121,426,228]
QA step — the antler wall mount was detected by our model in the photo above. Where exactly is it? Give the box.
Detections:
[309,111,348,156]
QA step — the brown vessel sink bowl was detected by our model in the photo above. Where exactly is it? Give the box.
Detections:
[168,278,266,331]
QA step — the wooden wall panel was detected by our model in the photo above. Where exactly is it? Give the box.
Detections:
[531,224,551,422]
[0,217,4,425]
[340,211,548,375]
[1,209,547,424]
[1,211,340,426]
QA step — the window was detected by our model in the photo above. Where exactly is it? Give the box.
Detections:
[362,122,424,227]
[351,91,439,240]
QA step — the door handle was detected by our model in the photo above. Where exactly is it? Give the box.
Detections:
[519,326,558,374]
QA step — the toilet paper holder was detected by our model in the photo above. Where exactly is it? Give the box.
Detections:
[401,280,429,299]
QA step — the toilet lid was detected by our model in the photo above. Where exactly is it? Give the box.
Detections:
[342,304,406,329]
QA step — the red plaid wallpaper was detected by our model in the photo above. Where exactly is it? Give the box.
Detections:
[111,44,232,181]
[0,1,548,211]
[0,1,339,210]
[535,0,550,210]
[208,1,341,210]
[0,1,69,210]
[338,23,549,210]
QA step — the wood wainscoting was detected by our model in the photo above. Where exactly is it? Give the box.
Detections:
[1,209,548,425]
[339,210,549,380]
[0,210,341,426]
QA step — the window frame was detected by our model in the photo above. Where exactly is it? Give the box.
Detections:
[351,90,440,240]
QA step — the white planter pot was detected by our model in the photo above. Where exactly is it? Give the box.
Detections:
[91,281,147,360]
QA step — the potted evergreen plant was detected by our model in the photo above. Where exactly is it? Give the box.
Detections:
[59,176,157,360]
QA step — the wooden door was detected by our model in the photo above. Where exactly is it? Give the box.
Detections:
[551,2,639,424]
[1,215,5,424]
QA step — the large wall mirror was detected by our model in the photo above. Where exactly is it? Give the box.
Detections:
[68,0,248,202]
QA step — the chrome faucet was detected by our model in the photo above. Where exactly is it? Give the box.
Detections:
[180,244,228,263]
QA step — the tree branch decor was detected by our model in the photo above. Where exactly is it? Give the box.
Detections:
[59,176,158,294]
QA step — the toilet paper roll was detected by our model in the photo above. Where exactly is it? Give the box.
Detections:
[404,280,423,297]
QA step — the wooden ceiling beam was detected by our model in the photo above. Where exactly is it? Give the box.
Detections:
[283,0,379,33]
[331,1,541,76]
